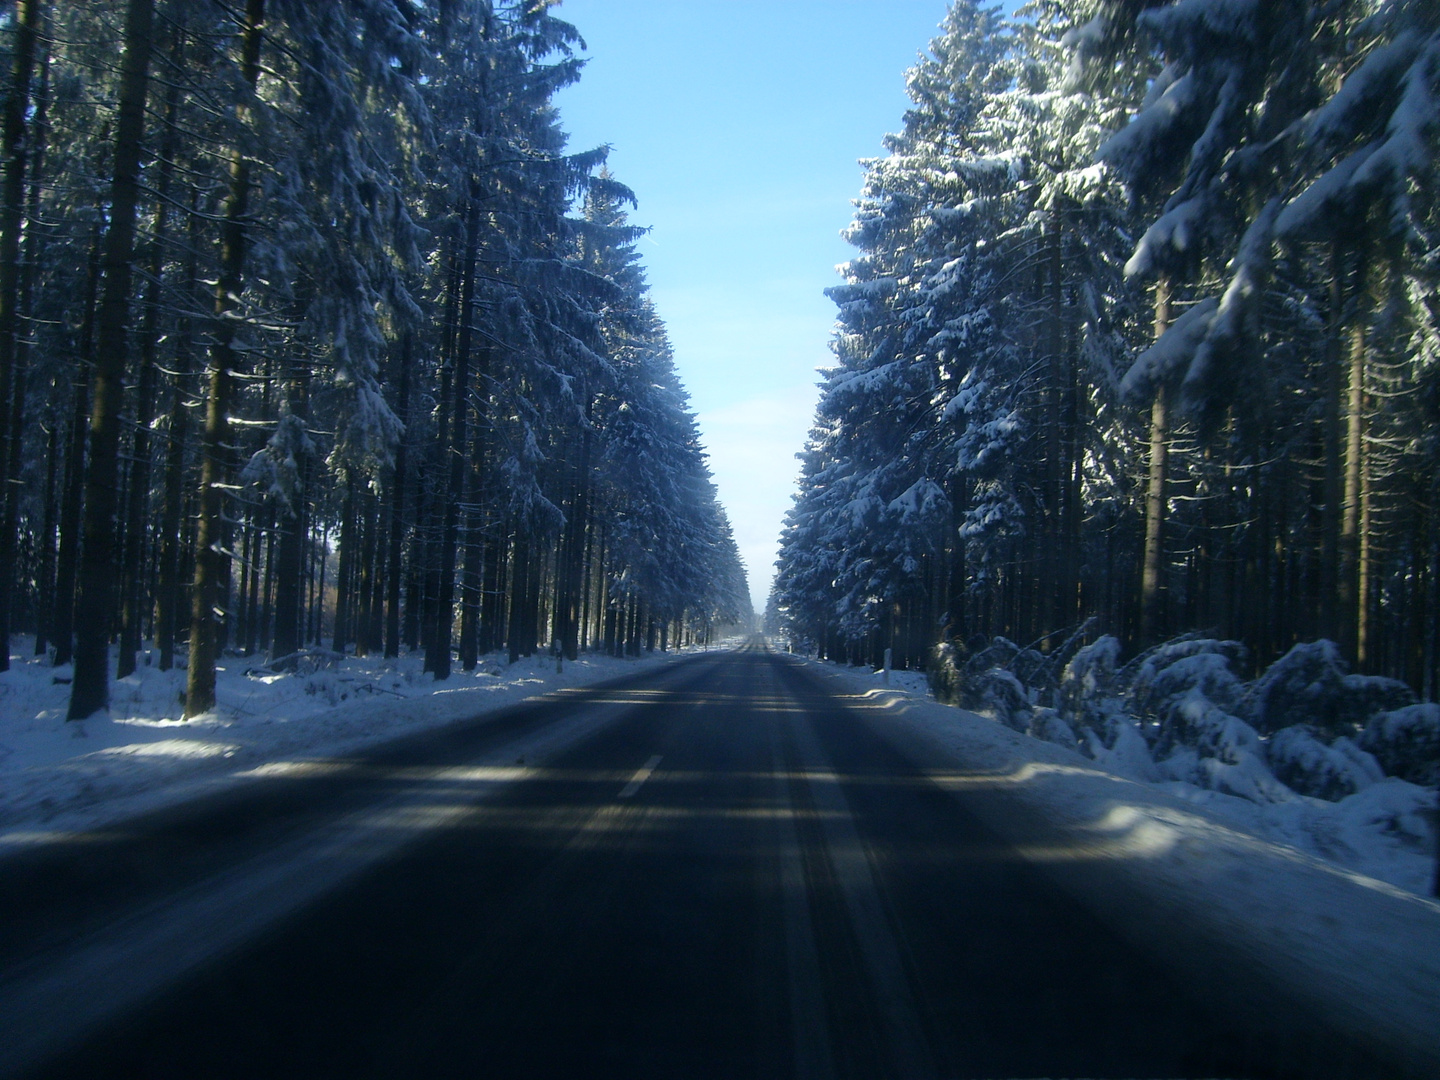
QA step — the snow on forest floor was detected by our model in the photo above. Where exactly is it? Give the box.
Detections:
[0,638,699,842]
[802,655,1438,898]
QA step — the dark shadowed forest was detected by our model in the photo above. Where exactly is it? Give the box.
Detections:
[0,0,751,721]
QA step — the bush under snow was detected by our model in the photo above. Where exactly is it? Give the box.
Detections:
[1361,703,1440,787]
[1239,639,1415,736]
[908,635,1439,896]
[926,633,1438,891]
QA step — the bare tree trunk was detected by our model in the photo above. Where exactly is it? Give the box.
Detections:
[355,487,377,657]
[53,229,104,669]
[1321,244,1344,642]
[404,459,425,653]
[1357,428,1373,671]
[312,523,328,646]
[604,593,618,658]
[1140,276,1171,646]
[1041,208,1064,646]
[69,0,157,717]
[11,32,48,649]
[944,472,967,644]
[384,333,411,658]
[0,0,42,670]
[333,472,357,653]
[154,192,200,671]
[427,201,479,678]
[35,423,58,655]
[507,534,526,665]
[236,511,254,653]
[458,425,483,670]
[17,141,48,635]
[268,320,312,661]
[116,40,180,680]
[558,419,590,661]
[186,0,264,717]
[259,521,275,657]
[1339,302,1367,662]
[482,531,504,655]
[1423,498,1437,703]
[578,500,595,652]
[1064,315,1084,630]
[367,502,384,655]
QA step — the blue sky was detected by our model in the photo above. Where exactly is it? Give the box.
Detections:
[552,0,953,613]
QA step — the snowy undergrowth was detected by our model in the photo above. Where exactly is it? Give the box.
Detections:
[0,638,694,841]
[839,638,1438,898]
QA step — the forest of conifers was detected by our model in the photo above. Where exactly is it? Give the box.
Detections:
[0,0,752,721]
[770,0,1439,700]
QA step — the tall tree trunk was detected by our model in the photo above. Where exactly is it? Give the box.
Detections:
[578,498,595,652]
[312,523,328,646]
[237,511,254,653]
[1320,243,1344,642]
[116,254,161,677]
[367,504,385,656]
[355,488,378,657]
[403,453,425,653]
[507,534,527,665]
[1064,318,1084,630]
[269,327,313,662]
[116,42,180,680]
[0,0,42,670]
[1357,430,1373,671]
[479,531,502,655]
[333,472,357,653]
[186,0,264,717]
[1042,208,1064,644]
[12,35,48,650]
[154,207,200,672]
[35,422,58,655]
[1423,495,1437,703]
[1140,276,1171,647]
[259,521,275,657]
[944,472,967,644]
[420,453,443,670]
[1339,296,1367,662]
[458,422,483,670]
[53,228,104,669]
[593,522,608,651]
[384,333,411,658]
[428,194,480,679]
[604,593,618,658]
[558,421,590,661]
[533,545,545,656]
[69,0,156,717]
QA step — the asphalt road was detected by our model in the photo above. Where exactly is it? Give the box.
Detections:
[0,644,1401,1079]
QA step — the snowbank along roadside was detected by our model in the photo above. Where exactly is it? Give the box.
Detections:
[0,640,708,842]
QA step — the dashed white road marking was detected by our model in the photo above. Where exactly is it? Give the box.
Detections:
[618,755,663,798]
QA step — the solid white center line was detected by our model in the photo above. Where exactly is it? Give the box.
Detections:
[618,755,663,799]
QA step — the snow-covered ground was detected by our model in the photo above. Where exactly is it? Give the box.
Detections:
[0,638,701,843]
[803,657,1438,898]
